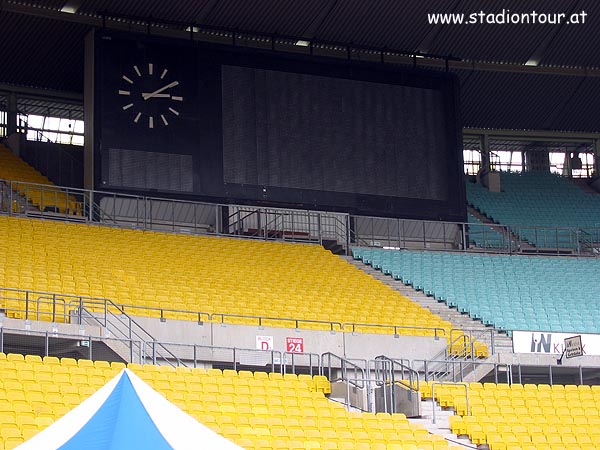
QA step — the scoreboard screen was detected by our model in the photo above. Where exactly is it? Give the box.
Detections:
[93,31,465,221]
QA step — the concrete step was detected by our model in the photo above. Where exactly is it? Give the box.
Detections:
[409,399,478,449]
[467,206,535,251]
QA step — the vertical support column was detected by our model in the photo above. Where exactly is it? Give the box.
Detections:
[7,92,17,138]
[83,30,96,190]
[219,205,229,235]
[480,133,491,176]
[477,133,493,191]
[563,152,572,177]
[594,138,600,178]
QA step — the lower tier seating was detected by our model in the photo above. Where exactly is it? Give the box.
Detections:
[424,381,600,450]
[353,248,600,334]
[0,352,460,450]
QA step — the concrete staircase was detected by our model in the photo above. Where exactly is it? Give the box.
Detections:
[468,206,536,253]
[409,398,477,449]
[344,256,514,357]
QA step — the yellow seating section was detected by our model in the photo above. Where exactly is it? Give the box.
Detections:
[0,352,461,450]
[0,145,79,214]
[425,381,600,450]
[0,215,472,342]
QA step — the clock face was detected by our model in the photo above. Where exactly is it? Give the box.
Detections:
[117,63,184,128]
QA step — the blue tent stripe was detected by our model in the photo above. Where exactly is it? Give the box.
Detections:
[58,372,174,450]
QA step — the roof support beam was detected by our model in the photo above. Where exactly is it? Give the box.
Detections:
[192,0,221,25]
[464,128,600,142]
[524,0,584,66]
[4,2,600,78]
[415,0,462,53]
[0,83,82,102]
[301,0,339,39]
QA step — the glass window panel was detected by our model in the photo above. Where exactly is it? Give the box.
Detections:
[73,120,84,134]
[463,149,481,175]
[58,118,76,132]
[44,132,58,142]
[26,114,44,129]
[549,152,565,174]
[72,135,84,146]
[44,117,60,131]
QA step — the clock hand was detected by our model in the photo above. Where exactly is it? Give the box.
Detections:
[142,81,179,100]
[140,93,171,98]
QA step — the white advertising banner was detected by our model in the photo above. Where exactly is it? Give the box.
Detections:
[513,331,600,356]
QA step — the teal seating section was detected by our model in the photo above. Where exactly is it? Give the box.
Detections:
[466,172,599,249]
[467,214,508,249]
[352,248,600,334]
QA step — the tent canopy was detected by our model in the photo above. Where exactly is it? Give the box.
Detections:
[16,368,245,450]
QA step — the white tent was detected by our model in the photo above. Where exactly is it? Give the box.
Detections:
[16,368,246,450]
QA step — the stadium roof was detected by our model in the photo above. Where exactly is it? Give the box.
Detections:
[3,0,600,132]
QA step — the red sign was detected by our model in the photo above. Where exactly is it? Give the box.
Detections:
[286,337,304,353]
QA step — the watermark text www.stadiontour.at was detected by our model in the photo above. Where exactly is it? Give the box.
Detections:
[427,10,587,25]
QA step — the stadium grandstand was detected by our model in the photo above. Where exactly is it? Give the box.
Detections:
[2,1,600,450]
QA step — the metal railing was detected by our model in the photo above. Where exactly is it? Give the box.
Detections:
[342,322,445,339]
[0,325,141,363]
[413,359,512,383]
[0,287,449,339]
[3,177,600,256]
[143,340,283,371]
[372,355,420,414]
[282,351,321,376]
[321,352,366,389]
[0,287,181,366]
[422,329,490,382]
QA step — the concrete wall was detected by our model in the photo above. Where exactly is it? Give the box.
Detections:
[119,315,446,362]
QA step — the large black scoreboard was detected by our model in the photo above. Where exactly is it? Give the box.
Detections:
[93,31,465,221]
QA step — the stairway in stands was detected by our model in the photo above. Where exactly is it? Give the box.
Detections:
[409,399,476,449]
[468,206,536,252]
[343,255,514,356]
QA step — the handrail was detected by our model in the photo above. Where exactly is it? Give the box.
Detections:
[372,355,421,414]
[0,325,141,362]
[374,355,420,393]
[413,359,511,383]
[143,340,284,372]
[3,176,600,256]
[0,287,181,366]
[321,352,366,389]
[70,298,183,367]
[344,322,445,339]
[0,286,450,339]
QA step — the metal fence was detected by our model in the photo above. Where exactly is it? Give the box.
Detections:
[0,287,451,342]
[3,177,600,256]
[0,326,141,363]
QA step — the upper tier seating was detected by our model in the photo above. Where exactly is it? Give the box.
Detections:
[352,248,600,334]
[0,216,458,338]
[425,380,600,450]
[0,144,79,214]
[0,352,460,450]
[466,172,600,248]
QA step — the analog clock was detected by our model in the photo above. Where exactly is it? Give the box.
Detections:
[117,63,184,128]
